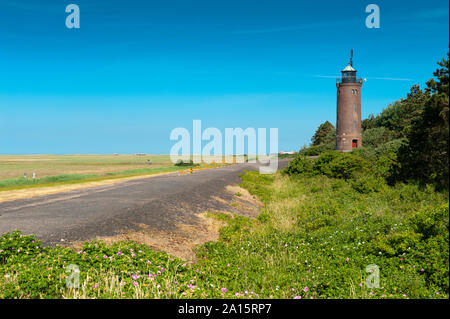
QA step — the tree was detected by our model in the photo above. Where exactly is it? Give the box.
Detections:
[375,85,428,137]
[311,121,335,146]
[362,114,377,131]
[393,53,449,189]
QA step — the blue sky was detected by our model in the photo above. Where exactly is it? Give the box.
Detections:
[0,0,448,154]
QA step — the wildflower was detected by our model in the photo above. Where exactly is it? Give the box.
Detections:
[221,288,228,292]
[303,286,309,293]
[133,281,138,286]
[156,284,161,289]
[359,283,363,287]
[146,260,152,264]
[421,268,424,272]
[227,264,230,267]
[92,284,99,289]
[131,253,136,257]
[294,296,302,299]
[119,281,126,286]
[131,274,140,280]
[117,251,123,256]
[345,258,349,262]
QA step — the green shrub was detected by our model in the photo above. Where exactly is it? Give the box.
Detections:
[299,143,334,156]
[363,127,395,148]
[410,204,449,239]
[313,152,367,180]
[375,138,406,157]
[351,174,387,193]
[283,155,314,176]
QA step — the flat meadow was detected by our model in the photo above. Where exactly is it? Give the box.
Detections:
[0,154,181,191]
[0,154,174,180]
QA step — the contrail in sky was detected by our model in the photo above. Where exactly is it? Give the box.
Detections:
[314,75,415,81]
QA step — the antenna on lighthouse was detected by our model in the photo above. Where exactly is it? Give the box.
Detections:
[350,49,353,66]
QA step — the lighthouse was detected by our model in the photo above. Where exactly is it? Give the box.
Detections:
[336,50,363,151]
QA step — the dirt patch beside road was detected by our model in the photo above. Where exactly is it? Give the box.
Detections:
[79,185,263,263]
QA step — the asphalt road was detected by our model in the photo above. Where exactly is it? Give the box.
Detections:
[0,160,289,246]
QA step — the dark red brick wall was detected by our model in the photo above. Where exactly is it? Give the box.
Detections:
[336,82,362,151]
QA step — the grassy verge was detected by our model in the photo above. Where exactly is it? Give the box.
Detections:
[0,166,188,192]
[0,171,448,299]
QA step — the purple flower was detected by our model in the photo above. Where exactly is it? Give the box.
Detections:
[132,281,138,286]
[294,296,302,299]
[303,286,309,293]
[220,288,228,292]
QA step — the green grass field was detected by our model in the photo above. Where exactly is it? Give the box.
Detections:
[0,154,185,191]
[0,154,174,180]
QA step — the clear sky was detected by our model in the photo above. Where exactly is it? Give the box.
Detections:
[0,0,448,154]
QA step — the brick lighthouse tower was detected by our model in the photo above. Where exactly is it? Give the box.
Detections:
[336,49,363,151]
